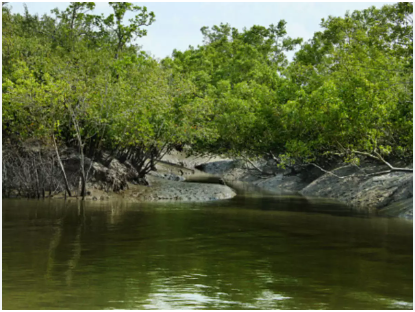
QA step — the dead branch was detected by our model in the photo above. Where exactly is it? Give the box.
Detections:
[309,163,346,179]
[268,151,280,164]
[353,150,412,172]
[244,158,266,175]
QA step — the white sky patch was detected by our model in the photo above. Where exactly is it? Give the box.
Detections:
[6,2,395,60]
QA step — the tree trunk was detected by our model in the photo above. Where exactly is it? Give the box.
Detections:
[52,134,72,197]
[34,159,40,199]
[49,156,54,196]
[80,163,86,199]
[69,108,87,200]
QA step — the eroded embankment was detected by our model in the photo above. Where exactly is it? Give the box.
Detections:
[3,145,412,219]
[193,157,413,219]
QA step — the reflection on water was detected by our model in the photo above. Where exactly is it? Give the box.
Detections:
[2,196,413,310]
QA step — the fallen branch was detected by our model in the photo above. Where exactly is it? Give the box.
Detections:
[244,158,270,176]
[268,151,280,164]
[352,150,412,173]
[366,170,396,176]
[309,163,346,179]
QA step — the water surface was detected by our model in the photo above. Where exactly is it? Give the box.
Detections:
[2,195,413,309]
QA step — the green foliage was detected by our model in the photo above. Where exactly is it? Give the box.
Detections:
[2,2,203,178]
[2,1,413,176]
[166,3,412,163]
[287,3,413,161]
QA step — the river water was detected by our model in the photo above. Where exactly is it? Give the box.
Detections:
[2,193,413,310]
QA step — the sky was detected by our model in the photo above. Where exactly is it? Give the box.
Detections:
[6,1,395,60]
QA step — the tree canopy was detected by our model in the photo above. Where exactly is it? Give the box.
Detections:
[2,2,413,195]
[164,3,413,167]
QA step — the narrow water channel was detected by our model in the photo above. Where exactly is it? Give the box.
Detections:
[2,192,413,309]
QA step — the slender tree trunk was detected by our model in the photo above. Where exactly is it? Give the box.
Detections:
[80,167,86,199]
[76,138,87,200]
[3,158,7,197]
[49,156,54,196]
[69,108,86,200]
[52,134,72,197]
[33,159,40,199]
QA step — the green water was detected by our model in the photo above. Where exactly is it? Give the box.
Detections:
[2,196,413,309]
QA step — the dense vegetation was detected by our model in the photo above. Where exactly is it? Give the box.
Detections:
[2,2,413,197]
[165,3,413,167]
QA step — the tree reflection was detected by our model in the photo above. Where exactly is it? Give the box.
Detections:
[2,199,413,309]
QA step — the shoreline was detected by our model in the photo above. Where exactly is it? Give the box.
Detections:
[2,148,413,219]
